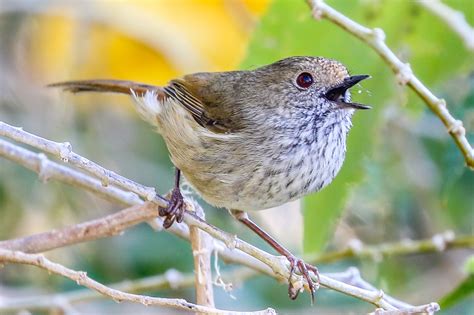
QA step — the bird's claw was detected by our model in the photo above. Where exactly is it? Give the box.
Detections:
[287,256,320,303]
[158,187,185,228]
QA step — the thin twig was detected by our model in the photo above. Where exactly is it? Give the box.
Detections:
[0,249,275,315]
[0,268,256,311]
[1,266,421,313]
[325,268,402,310]
[418,0,474,51]
[0,122,169,207]
[308,0,474,169]
[0,137,143,206]
[189,202,215,308]
[0,203,159,253]
[369,303,440,315]
[183,212,401,311]
[309,232,474,264]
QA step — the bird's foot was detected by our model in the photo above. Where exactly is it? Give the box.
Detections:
[158,187,185,228]
[286,255,320,303]
[231,210,320,303]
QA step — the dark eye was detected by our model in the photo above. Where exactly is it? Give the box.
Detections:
[295,72,314,89]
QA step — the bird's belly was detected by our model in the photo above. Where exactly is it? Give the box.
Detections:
[159,103,347,211]
[182,141,346,211]
[239,150,344,210]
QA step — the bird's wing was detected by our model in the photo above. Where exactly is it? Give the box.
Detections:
[49,77,240,133]
[163,80,229,132]
[164,73,248,133]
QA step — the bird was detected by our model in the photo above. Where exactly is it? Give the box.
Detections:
[49,56,371,302]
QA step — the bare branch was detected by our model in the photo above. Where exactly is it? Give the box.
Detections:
[418,0,474,51]
[1,266,424,313]
[0,196,460,312]
[0,193,462,312]
[308,0,474,169]
[0,122,169,207]
[0,249,275,315]
[369,303,440,315]
[0,137,143,206]
[0,268,255,311]
[0,122,440,311]
[0,137,270,277]
[182,212,427,311]
[0,203,158,253]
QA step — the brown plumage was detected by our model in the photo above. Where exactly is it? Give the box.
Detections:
[49,56,371,301]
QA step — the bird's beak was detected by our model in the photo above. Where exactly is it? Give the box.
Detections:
[325,75,371,110]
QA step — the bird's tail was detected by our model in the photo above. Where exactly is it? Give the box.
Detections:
[47,79,165,98]
[48,79,166,127]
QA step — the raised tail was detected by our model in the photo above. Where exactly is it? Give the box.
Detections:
[47,79,166,98]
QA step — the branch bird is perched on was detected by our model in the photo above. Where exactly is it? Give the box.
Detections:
[49,56,371,302]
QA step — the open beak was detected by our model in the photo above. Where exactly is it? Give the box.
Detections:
[325,75,371,110]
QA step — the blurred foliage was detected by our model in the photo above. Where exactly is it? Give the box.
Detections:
[28,0,269,81]
[439,255,474,310]
[0,0,473,314]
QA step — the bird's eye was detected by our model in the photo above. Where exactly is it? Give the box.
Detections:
[295,72,313,89]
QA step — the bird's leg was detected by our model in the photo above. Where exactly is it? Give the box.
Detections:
[159,168,185,228]
[231,210,319,303]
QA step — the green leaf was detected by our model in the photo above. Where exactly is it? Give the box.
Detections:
[437,255,474,309]
[464,255,474,275]
[439,274,474,309]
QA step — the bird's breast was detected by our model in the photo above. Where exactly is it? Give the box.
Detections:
[159,100,350,211]
[234,124,348,210]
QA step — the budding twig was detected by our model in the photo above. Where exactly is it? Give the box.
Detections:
[308,0,474,169]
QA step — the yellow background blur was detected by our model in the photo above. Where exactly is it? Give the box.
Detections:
[30,0,269,85]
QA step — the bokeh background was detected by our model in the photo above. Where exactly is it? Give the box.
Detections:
[0,0,473,314]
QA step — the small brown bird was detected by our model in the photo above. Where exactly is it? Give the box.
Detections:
[49,56,370,302]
